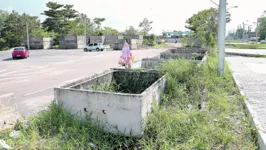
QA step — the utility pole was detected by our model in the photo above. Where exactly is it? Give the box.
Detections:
[26,22,30,50]
[218,0,226,76]
[242,22,245,41]
[84,15,87,48]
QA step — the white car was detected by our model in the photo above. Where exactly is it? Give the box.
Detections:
[84,43,105,52]
[260,40,266,44]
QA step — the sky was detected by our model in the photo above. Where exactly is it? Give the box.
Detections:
[1,0,266,35]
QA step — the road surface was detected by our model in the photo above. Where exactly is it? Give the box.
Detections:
[0,49,166,116]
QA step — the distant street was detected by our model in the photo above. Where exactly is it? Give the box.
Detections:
[0,49,166,116]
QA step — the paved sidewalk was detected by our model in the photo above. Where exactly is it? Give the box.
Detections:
[226,48,266,56]
[226,56,266,149]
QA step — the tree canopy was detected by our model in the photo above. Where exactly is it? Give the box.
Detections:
[185,8,218,48]
[258,17,266,41]
[139,18,153,36]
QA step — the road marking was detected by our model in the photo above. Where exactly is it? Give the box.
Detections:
[24,85,59,96]
[0,69,7,73]
[0,70,17,76]
[0,79,30,89]
[0,76,28,81]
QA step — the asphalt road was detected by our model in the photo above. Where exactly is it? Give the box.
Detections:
[0,49,166,116]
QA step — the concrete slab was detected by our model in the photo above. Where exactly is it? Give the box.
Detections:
[54,69,166,137]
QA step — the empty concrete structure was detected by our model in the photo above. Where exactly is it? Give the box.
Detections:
[54,69,166,137]
[89,36,105,44]
[59,36,89,49]
[137,48,207,69]
[105,36,124,48]
[24,37,54,49]
[43,38,54,49]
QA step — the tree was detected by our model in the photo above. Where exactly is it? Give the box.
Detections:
[124,26,138,35]
[139,18,153,36]
[0,10,43,49]
[102,27,120,35]
[93,18,105,30]
[258,17,266,41]
[0,10,9,33]
[185,8,218,48]
[42,2,78,36]
[42,2,64,33]
[67,15,94,36]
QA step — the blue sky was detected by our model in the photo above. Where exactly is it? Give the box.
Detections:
[1,0,266,35]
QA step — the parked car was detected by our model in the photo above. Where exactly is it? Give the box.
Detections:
[84,43,104,52]
[12,47,29,59]
[260,40,266,44]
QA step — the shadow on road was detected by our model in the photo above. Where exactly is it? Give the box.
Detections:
[2,58,14,61]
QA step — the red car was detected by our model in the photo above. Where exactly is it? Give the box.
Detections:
[12,47,29,59]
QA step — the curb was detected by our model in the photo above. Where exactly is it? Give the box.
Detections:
[225,52,266,57]
[228,64,266,150]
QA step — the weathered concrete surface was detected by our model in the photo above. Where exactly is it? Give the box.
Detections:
[55,69,166,137]
[226,48,266,57]
[0,93,21,131]
[226,56,266,150]
[0,49,166,116]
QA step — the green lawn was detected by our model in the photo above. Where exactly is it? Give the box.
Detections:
[227,43,266,49]
[0,57,257,149]
[225,40,242,43]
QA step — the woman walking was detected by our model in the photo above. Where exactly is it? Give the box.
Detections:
[118,41,134,68]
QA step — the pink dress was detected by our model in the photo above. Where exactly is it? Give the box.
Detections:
[118,42,133,66]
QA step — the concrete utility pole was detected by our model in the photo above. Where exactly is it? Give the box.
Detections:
[26,22,30,50]
[83,15,87,48]
[218,0,226,76]
[242,22,245,41]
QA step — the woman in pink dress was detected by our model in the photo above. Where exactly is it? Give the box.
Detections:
[118,41,134,69]
[118,41,134,68]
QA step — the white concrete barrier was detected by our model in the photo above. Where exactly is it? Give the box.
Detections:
[0,93,21,131]
[55,69,166,137]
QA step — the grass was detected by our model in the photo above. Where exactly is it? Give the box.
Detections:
[0,57,258,149]
[227,43,266,49]
[225,40,242,43]
[88,70,161,94]
[153,42,169,49]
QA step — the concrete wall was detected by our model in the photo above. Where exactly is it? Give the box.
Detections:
[43,38,54,49]
[89,36,105,44]
[0,93,21,131]
[77,36,90,49]
[24,38,43,49]
[127,35,143,40]
[105,36,124,48]
[54,69,166,137]
[141,58,163,69]
[24,38,54,49]
[65,36,78,49]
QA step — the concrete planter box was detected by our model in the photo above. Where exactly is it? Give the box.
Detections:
[54,69,166,137]
[134,48,207,69]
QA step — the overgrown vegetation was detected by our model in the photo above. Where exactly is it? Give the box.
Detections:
[227,43,266,49]
[0,57,257,149]
[89,70,160,94]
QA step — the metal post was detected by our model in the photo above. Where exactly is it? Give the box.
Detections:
[26,22,30,50]
[218,0,226,76]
